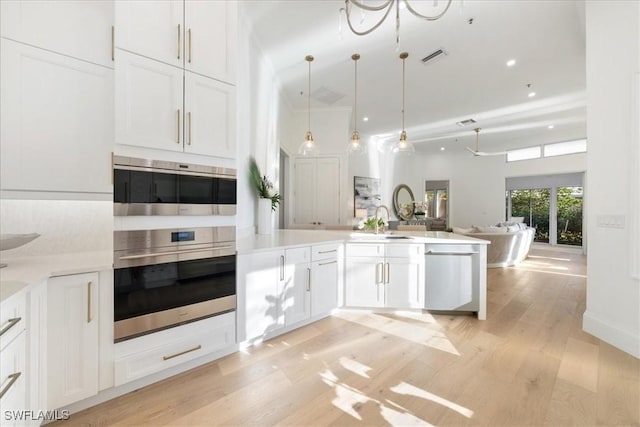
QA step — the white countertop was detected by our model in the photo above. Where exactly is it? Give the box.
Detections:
[238,229,489,254]
[0,250,112,303]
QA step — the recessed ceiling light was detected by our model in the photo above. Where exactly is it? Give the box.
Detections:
[362,117,369,122]
[528,92,536,98]
[440,147,445,151]
[547,124,555,129]
[506,59,516,67]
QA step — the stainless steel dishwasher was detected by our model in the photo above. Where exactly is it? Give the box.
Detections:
[424,244,478,312]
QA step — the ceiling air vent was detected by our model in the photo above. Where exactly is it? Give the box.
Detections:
[456,118,477,127]
[421,48,447,65]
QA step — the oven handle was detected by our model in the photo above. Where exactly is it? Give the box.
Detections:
[119,246,234,260]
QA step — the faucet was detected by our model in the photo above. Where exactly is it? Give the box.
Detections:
[374,205,390,234]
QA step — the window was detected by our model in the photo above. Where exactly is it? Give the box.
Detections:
[507,146,541,162]
[508,189,551,242]
[543,139,587,157]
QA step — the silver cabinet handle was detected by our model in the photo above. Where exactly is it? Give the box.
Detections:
[0,373,21,399]
[163,344,201,361]
[384,262,390,284]
[176,109,181,144]
[177,24,181,60]
[318,260,337,266]
[188,28,192,63]
[318,249,337,254]
[375,262,383,284]
[307,267,311,292]
[280,255,285,281]
[87,281,92,323]
[111,25,115,61]
[0,317,21,337]
[188,112,192,145]
[425,251,477,256]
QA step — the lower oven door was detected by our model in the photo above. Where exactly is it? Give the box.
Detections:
[114,254,236,342]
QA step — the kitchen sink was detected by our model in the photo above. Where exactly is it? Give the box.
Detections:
[349,233,413,241]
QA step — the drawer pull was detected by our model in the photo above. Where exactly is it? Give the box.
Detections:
[163,344,202,361]
[426,251,478,256]
[0,318,21,337]
[307,267,311,292]
[318,260,337,266]
[318,249,337,254]
[384,262,390,284]
[0,372,21,399]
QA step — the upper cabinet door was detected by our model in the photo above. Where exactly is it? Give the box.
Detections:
[184,71,236,158]
[115,49,184,152]
[0,39,113,195]
[115,0,183,68]
[184,0,236,84]
[0,0,114,68]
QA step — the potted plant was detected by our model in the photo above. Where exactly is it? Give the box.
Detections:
[357,216,387,232]
[249,157,281,234]
[413,201,427,219]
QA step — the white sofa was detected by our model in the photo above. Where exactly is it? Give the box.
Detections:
[455,226,535,268]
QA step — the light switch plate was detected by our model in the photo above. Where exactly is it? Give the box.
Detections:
[596,215,626,229]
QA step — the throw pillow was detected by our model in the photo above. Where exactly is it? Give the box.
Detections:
[473,225,508,233]
[508,216,525,223]
[506,225,520,232]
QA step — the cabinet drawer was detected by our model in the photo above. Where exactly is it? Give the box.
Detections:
[424,244,477,255]
[285,246,311,264]
[312,243,341,261]
[0,332,26,411]
[385,243,424,258]
[346,243,385,257]
[0,291,26,352]
[114,312,235,386]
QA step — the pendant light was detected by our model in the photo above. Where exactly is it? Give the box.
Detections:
[392,52,415,155]
[298,55,319,156]
[348,53,367,155]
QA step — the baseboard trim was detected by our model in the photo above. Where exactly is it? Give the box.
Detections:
[583,311,640,358]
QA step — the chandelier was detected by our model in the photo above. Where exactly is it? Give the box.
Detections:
[343,0,453,44]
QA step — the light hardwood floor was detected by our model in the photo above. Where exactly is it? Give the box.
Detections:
[58,248,639,426]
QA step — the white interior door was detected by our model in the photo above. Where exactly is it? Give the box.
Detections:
[294,158,316,226]
[315,157,341,225]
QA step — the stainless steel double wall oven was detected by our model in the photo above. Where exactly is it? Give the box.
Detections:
[113,156,237,342]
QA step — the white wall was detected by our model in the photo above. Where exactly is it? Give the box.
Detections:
[237,5,291,236]
[584,1,640,358]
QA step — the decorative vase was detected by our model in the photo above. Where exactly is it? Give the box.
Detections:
[257,198,273,235]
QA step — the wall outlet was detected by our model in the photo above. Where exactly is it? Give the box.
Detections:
[596,215,626,229]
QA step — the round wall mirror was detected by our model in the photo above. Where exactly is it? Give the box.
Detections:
[392,184,415,220]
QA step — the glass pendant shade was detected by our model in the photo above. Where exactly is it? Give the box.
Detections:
[299,131,319,156]
[348,130,367,155]
[299,55,318,156]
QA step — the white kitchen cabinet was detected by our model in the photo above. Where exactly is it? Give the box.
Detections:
[115,50,236,159]
[184,0,236,84]
[283,247,311,327]
[1,0,114,68]
[184,71,236,158]
[0,39,113,195]
[0,290,27,426]
[310,243,341,316]
[293,157,341,226]
[47,272,100,409]
[345,243,424,309]
[115,49,184,152]
[114,313,235,386]
[115,0,183,68]
[237,249,285,342]
[115,0,236,84]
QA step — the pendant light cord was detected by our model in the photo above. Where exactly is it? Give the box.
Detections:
[308,58,311,134]
[354,56,358,133]
[402,55,405,131]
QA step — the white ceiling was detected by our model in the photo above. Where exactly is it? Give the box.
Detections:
[242,0,587,153]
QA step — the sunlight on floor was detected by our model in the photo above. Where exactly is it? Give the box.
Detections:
[392,310,439,324]
[528,255,572,262]
[339,357,371,378]
[390,382,474,418]
[335,311,461,356]
[511,267,586,278]
[380,402,434,426]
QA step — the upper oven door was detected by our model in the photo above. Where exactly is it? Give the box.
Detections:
[114,169,179,215]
